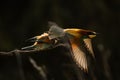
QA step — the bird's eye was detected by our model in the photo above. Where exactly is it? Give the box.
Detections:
[54,39,58,44]
[51,38,58,44]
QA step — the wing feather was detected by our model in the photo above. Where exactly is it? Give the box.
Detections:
[71,43,88,71]
[84,39,94,57]
[48,22,65,39]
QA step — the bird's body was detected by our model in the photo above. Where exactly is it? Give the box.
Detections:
[22,22,96,72]
[62,28,96,71]
[22,33,54,50]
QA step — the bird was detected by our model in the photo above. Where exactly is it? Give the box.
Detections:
[64,28,96,71]
[22,22,97,72]
[48,22,96,72]
[21,32,55,50]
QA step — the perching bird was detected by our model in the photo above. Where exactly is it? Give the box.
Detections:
[22,22,96,72]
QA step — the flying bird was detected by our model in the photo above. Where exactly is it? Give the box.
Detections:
[22,32,55,50]
[22,22,96,72]
[48,22,96,71]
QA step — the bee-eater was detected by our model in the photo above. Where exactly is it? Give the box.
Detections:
[48,22,96,72]
[22,33,54,50]
[64,28,96,71]
[22,22,96,72]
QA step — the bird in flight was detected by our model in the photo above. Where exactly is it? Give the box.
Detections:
[22,22,97,72]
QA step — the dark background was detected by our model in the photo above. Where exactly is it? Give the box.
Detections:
[0,0,120,80]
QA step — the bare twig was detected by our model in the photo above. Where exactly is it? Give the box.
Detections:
[16,52,26,80]
[29,57,47,80]
[0,49,39,56]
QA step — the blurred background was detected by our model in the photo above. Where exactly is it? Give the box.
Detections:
[0,0,120,80]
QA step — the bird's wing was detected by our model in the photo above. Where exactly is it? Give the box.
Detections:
[83,39,94,57]
[71,42,88,71]
[48,22,65,40]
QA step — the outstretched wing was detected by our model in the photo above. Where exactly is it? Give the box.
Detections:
[83,39,94,58]
[48,22,65,40]
[70,41,88,71]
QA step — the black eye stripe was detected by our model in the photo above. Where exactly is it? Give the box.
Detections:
[87,32,95,35]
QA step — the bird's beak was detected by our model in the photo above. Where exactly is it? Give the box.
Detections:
[21,44,35,50]
[26,37,37,42]
[26,36,41,42]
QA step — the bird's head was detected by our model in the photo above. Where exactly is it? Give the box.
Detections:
[80,30,96,39]
[22,33,54,50]
[27,33,50,43]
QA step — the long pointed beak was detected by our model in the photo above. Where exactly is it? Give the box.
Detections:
[25,37,37,42]
[96,32,100,35]
[93,32,100,35]
[21,45,35,50]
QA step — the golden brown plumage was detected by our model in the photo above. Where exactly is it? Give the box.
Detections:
[22,22,96,72]
[22,33,53,50]
[63,28,96,71]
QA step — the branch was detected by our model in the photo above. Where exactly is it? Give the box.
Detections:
[0,49,39,56]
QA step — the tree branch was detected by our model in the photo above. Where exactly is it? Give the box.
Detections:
[0,49,39,56]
